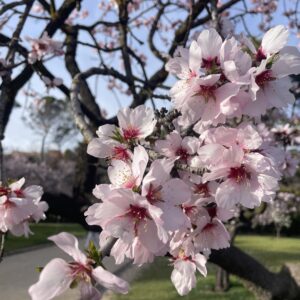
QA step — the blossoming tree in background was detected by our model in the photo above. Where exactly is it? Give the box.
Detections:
[0,1,300,300]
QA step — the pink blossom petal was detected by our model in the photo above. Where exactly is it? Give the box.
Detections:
[48,232,87,264]
[92,266,129,294]
[28,258,72,300]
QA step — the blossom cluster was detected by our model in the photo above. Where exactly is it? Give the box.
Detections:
[29,25,300,299]
[166,25,300,128]
[0,178,47,237]
[83,103,290,296]
[27,33,64,64]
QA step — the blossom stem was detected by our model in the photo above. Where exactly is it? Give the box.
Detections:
[100,237,117,258]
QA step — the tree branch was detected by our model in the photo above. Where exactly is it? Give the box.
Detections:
[210,246,300,300]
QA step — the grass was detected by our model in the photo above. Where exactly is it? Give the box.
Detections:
[112,235,300,300]
[5,222,86,253]
[235,235,300,271]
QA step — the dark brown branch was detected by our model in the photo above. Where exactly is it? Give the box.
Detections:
[133,0,209,107]
[44,0,80,36]
[70,67,124,141]
[64,26,103,128]
[210,246,300,300]
[118,1,139,104]
[0,1,83,134]
[148,3,167,62]
[0,0,26,16]
[192,0,241,28]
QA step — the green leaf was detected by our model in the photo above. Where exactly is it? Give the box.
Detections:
[36,266,44,273]
[85,240,102,267]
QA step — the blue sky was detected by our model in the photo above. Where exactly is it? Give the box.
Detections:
[2,0,299,153]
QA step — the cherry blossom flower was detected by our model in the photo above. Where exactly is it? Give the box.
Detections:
[27,33,64,64]
[85,188,168,256]
[203,146,279,209]
[191,203,232,251]
[88,105,155,161]
[108,145,148,189]
[155,131,199,164]
[142,158,191,231]
[245,25,289,61]
[28,232,129,300]
[100,230,158,266]
[87,124,132,161]
[220,36,252,85]
[177,74,240,126]
[0,178,47,236]
[192,214,231,251]
[117,105,156,142]
[199,123,281,177]
[245,59,296,116]
[170,250,207,296]
[166,45,201,107]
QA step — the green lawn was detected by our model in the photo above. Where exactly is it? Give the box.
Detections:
[5,222,86,253]
[112,235,300,300]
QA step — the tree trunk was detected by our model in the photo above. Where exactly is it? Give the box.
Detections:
[214,223,240,292]
[276,225,281,238]
[215,267,230,292]
[40,134,47,162]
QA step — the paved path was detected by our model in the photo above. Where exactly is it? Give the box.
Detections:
[0,241,140,300]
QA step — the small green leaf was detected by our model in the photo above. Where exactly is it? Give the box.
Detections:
[85,240,102,267]
[36,266,44,273]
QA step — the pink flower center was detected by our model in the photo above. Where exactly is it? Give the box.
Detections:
[123,177,137,189]
[127,204,151,236]
[112,146,130,161]
[3,199,16,209]
[202,222,215,232]
[255,70,275,87]
[128,204,150,221]
[193,183,210,197]
[183,205,197,216]
[198,85,217,101]
[0,187,9,196]
[146,184,162,205]
[228,165,251,183]
[256,48,267,62]
[122,127,140,141]
[189,70,197,80]
[175,147,189,162]
[201,57,219,69]
[69,262,92,280]
[14,189,24,198]
[36,42,48,51]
